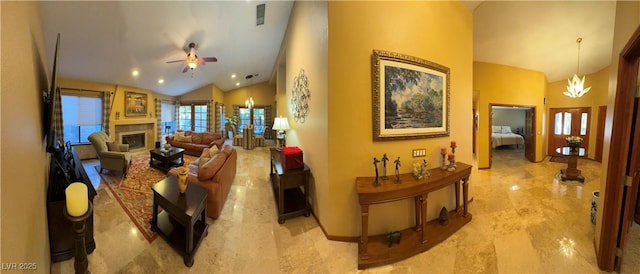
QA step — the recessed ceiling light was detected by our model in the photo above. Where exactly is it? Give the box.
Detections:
[236,82,240,86]
[231,74,236,79]
[132,70,139,77]
[158,79,164,84]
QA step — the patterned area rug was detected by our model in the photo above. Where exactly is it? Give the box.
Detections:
[96,154,197,243]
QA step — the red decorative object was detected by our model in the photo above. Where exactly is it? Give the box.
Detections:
[282,146,304,170]
[451,141,457,148]
[440,147,447,155]
[448,153,455,161]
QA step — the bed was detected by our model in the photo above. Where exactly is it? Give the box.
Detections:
[491,125,525,148]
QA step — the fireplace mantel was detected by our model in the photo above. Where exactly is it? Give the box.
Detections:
[112,118,155,126]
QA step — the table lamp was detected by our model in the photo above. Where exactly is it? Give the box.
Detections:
[272,116,290,149]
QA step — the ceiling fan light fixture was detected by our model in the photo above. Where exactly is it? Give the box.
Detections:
[565,37,591,98]
[188,61,197,69]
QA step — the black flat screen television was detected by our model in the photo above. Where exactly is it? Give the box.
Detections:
[44,33,61,153]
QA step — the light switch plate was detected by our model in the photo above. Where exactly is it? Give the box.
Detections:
[412,148,426,157]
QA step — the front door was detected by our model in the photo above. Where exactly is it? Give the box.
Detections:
[548,107,591,157]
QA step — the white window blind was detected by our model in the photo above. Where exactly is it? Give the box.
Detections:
[61,94,102,143]
[161,102,175,122]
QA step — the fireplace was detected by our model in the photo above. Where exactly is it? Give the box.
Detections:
[120,131,146,150]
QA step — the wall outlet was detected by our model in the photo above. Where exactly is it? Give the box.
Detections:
[412,148,426,157]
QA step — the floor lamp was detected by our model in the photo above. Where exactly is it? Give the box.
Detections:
[272,116,290,149]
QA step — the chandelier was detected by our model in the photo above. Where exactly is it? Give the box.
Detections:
[245,97,254,109]
[564,37,591,98]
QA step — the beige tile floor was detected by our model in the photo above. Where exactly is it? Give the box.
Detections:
[52,145,640,273]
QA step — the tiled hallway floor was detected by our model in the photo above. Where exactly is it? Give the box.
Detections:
[52,145,640,273]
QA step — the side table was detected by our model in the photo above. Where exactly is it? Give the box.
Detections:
[151,176,208,267]
[555,147,585,183]
[269,148,311,223]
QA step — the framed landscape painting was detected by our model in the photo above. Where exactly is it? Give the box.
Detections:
[125,91,147,117]
[371,50,450,141]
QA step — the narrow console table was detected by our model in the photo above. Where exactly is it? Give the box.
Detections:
[270,148,311,224]
[356,162,472,269]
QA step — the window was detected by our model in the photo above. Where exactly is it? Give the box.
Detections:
[580,112,588,135]
[178,103,207,132]
[238,107,265,134]
[161,102,176,134]
[563,112,572,135]
[61,95,102,143]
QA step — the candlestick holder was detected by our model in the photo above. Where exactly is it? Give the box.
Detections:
[441,154,447,170]
[448,159,456,171]
[63,202,93,274]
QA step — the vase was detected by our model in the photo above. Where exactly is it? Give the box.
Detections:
[177,174,188,193]
[591,191,599,225]
[164,143,171,150]
[174,166,189,193]
[568,145,579,154]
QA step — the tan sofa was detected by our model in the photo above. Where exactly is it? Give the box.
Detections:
[185,144,237,219]
[166,131,224,156]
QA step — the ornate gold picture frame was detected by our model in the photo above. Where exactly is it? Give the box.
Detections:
[125,91,147,117]
[372,50,450,141]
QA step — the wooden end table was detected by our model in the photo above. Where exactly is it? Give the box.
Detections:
[269,148,311,224]
[150,176,208,267]
[149,147,184,172]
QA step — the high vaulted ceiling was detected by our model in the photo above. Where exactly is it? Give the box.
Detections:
[472,1,616,83]
[38,1,293,96]
[38,1,616,97]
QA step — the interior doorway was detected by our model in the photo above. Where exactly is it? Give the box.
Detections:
[597,25,640,272]
[489,104,536,165]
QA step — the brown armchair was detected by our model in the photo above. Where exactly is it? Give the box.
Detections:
[88,132,132,177]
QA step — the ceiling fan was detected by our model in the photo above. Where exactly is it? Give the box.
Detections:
[166,42,217,73]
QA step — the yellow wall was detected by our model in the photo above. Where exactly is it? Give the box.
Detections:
[474,62,547,168]
[326,1,472,236]
[595,0,640,253]
[180,84,213,102]
[1,1,51,269]
[546,66,610,159]
[278,0,330,230]
[223,81,276,118]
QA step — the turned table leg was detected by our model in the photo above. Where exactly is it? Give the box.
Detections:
[360,204,369,260]
[415,196,422,231]
[421,193,428,244]
[463,178,469,217]
[455,180,461,213]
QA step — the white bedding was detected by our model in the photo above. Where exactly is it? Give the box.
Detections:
[491,126,525,148]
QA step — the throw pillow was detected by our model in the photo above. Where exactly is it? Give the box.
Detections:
[208,146,220,157]
[199,148,213,168]
[106,141,120,152]
[174,134,192,143]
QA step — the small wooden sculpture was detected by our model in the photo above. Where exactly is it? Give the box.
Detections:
[381,153,389,180]
[373,157,381,187]
[394,157,401,184]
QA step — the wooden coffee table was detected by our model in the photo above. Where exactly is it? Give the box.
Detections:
[149,147,184,172]
[150,176,208,267]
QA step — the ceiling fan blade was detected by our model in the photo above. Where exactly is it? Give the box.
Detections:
[182,65,190,73]
[202,57,217,62]
[166,60,184,63]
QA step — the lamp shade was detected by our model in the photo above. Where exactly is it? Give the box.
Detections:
[272,116,290,130]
